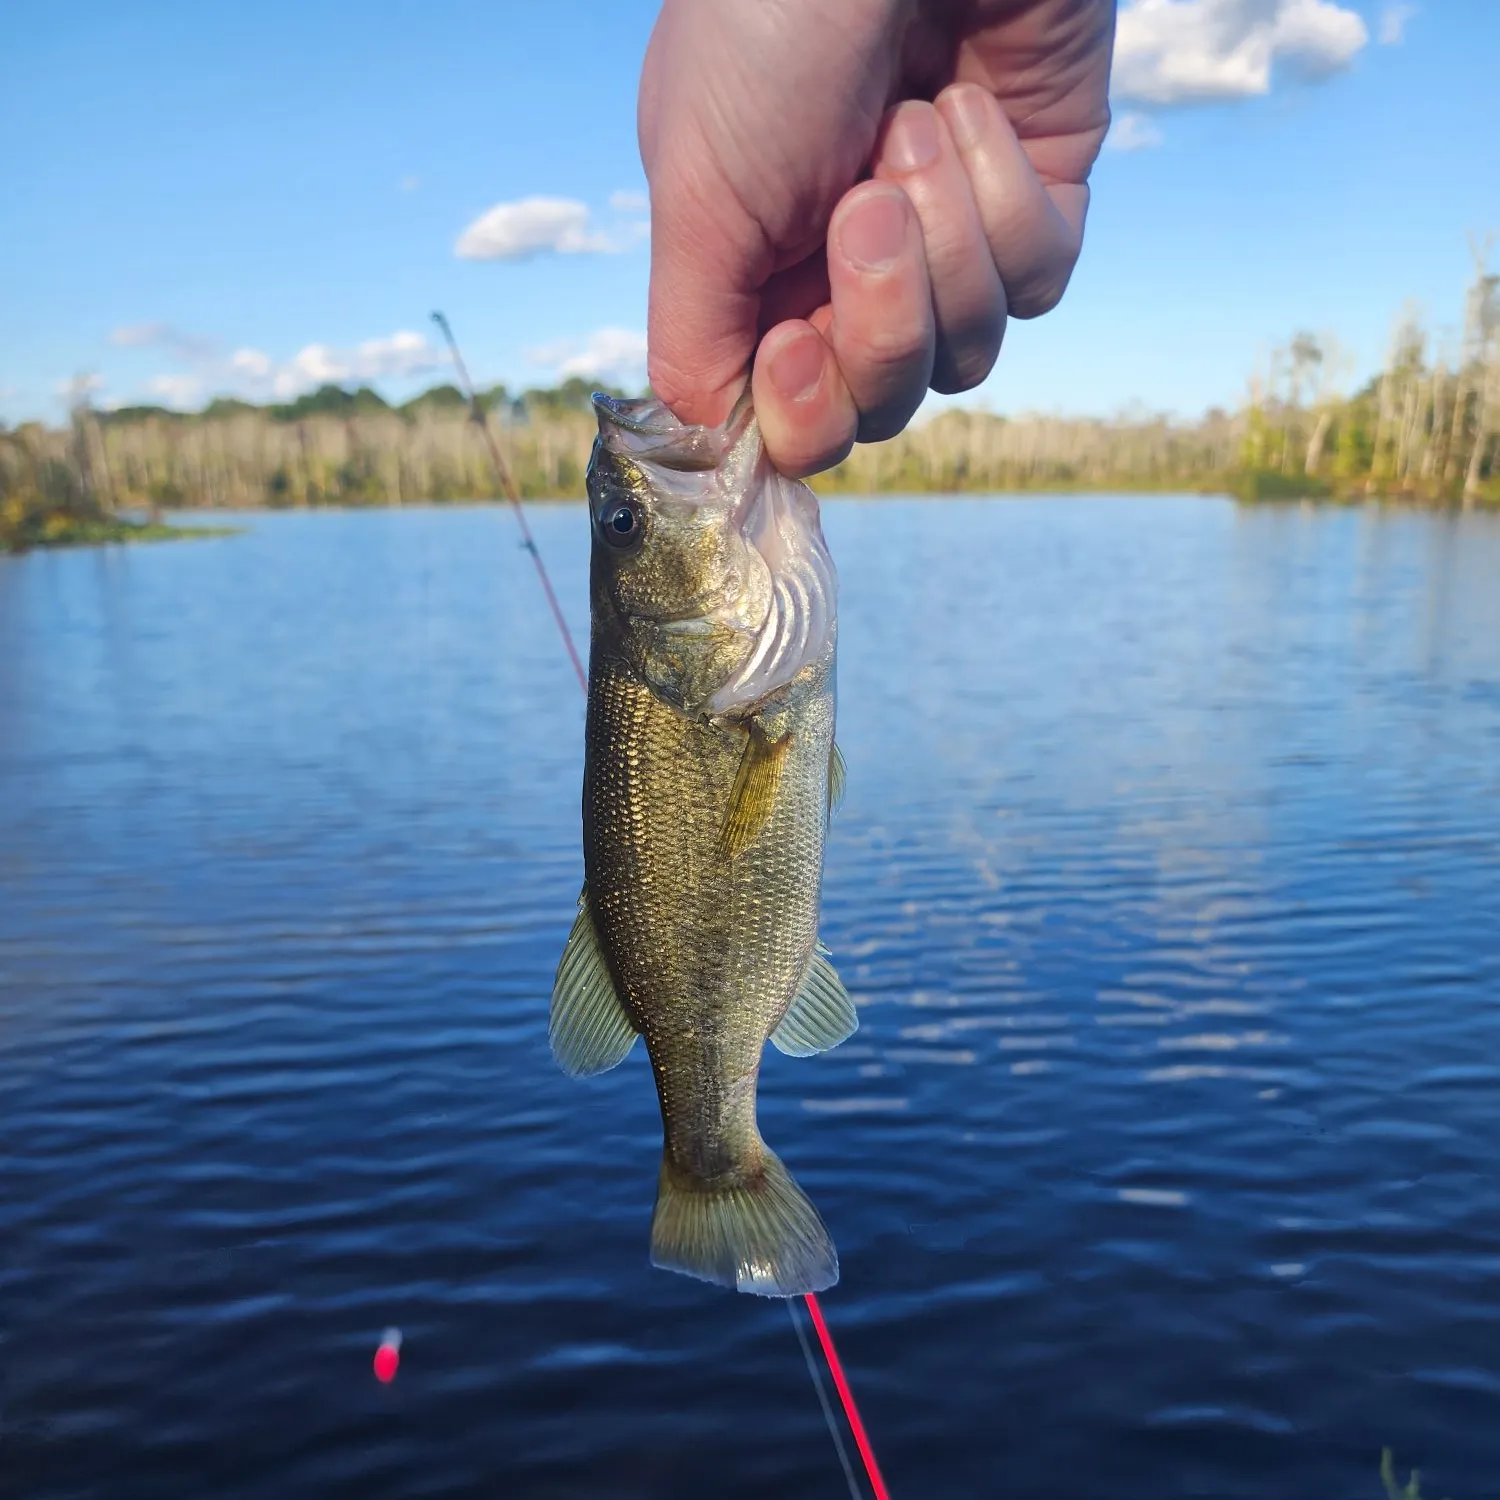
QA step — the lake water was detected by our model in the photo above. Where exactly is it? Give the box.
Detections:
[3,496,1499,1500]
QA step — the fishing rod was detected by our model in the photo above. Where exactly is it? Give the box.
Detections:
[429,311,587,694]
[430,310,893,1500]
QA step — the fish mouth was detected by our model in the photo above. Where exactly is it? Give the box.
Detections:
[592,392,754,473]
[591,392,676,437]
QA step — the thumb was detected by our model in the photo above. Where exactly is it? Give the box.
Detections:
[638,15,769,428]
[643,167,768,429]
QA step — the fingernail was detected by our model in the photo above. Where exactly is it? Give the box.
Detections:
[884,104,940,173]
[938,84,989,152]
[766,329,826,404]
[837,189,908,275]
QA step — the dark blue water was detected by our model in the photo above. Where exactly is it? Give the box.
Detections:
[3,497,1499,1500]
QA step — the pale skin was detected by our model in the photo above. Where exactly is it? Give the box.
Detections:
[639,0,1116,476]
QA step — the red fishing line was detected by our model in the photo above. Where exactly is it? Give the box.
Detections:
[804,1293,891,1500]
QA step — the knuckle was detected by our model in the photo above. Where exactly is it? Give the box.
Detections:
[946,303,1005,369]
[1008,266,1074,320]
[931,338,1000,396]
[840,330,932,435]
[855,395,923,446]
[847,322,932,374]
[775,431,855,480]
[646,358,689,410]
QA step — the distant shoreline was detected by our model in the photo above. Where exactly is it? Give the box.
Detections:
[9,485,1491,556]
[1,515,237,556]
[5,350,1495,550]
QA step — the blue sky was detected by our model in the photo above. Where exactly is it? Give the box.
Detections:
[1,0,1495,427]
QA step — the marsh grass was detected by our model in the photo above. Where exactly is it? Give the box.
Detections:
[1382,1448,1454,1500]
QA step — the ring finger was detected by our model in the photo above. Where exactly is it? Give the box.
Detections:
[871,100,1006,394]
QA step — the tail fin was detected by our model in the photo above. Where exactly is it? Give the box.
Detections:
[649,1145,838,1297]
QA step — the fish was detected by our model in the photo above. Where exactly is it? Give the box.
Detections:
[549,392,856,1297]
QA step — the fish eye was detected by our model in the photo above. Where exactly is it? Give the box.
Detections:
[599,497,643,549]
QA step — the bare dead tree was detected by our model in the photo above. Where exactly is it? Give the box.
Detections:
[1461,236,1498,506]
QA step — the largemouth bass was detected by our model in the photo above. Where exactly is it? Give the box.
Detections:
[549,393,856,1297]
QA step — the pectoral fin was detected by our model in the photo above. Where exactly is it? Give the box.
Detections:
[550,888,638,1077]
[719,725,790,859]
[828,741,846,819]
[771,948,859,1057]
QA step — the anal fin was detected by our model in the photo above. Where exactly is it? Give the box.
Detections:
[771,948,858,1057]
[550,888,638,1077]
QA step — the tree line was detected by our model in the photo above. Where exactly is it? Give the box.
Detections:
[3,250,1496,551]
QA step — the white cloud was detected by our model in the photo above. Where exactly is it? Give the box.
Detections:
[265,329,439,399]
[56,372,104,400]
[353,329,436,377]
[609,189,649,214]
[455,196,617,260]
[124,327,441,408]
[1378,2,1415,44]
[1105,111,1166,151]
[108,322,216,360]
[273,344,344,396]
[1114,0,1368,106]
[230,347,272,379]
[110,322,169,347]
[1271,0,1368,76]
[147,373,203,408]
[526,327,648,383]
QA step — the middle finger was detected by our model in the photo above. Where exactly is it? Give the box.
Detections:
[872,100,1006,395]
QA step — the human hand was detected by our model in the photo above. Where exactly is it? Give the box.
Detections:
[639,0,1114,475]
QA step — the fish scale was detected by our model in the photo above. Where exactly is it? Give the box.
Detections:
[587,651,833,1177]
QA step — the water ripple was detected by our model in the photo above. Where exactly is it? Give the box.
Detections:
[3,498,1500,1499]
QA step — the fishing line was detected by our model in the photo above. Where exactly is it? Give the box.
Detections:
[804,1291,892,1500]
[433,311,892,1500]
[430,311,588,695]
[788,1296,863,1500]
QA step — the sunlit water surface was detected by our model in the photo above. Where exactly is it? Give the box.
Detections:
[3,497,1499,1499]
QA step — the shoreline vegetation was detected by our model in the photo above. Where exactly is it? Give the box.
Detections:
[0,509,235,553]
[4,259,1495,553]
